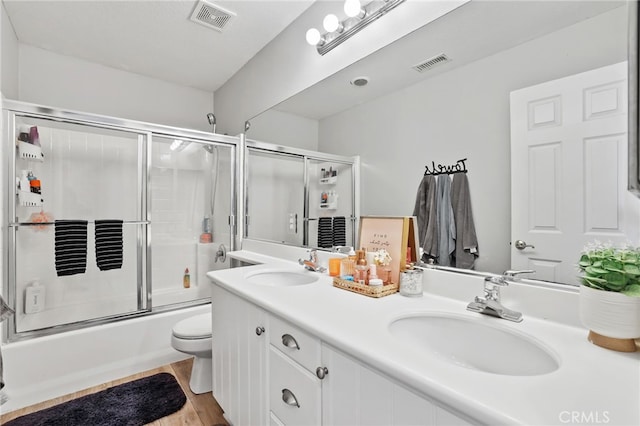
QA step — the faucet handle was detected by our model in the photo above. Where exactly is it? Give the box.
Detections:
[484,275,508,286]
[503,269,535,279]
[308,248,318,262]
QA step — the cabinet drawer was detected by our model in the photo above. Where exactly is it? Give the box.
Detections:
[269,315,321,373]
[269,346,321,426]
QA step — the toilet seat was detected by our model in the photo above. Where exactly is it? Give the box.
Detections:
[172,313,211,340]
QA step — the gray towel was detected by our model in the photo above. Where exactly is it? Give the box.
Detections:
[436,175,456,266]
[412,175,438,260]
[0,295,14,392]
[451,173,479,269]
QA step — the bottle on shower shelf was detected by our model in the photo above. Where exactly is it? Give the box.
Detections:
[199,217,213,243]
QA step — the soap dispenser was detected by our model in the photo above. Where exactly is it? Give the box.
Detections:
[25,280,45,314]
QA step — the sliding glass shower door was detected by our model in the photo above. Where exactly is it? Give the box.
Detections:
[7,113,148,335]
[150,137,234,308]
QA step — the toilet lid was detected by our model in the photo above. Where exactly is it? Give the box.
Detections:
[173,313,212,339]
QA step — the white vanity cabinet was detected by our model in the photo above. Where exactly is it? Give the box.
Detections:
[211,285,268,426]
[212,284,472,425]
[321,344,473,426]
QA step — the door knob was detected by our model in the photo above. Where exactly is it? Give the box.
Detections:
[514,240,535,250]
[316,366,329,379]
[255,326,265,336]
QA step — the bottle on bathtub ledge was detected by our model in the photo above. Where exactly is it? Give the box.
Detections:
[183,268,191,289]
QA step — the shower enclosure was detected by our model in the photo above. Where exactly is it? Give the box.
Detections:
[243,138,360,249]
[2,101,238,342]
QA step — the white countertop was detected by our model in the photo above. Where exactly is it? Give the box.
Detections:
[209,247,640,425]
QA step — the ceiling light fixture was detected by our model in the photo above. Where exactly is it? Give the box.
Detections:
[169,139,190,152]
[344,0,365,18]
[306,0,405,55]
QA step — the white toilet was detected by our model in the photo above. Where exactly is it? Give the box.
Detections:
[171,312,212,394]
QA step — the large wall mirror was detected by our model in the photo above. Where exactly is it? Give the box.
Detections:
[248,0,640,286]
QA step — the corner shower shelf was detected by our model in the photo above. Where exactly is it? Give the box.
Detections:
[17,190,43,207]
[18,141,44,162]
[319,176,337,185]
[320,202,338,210]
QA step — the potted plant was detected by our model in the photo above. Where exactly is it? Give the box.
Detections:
[578,242,640,352]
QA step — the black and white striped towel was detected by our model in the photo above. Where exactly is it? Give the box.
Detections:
[332,216,347,247]
[54,220,88,276]
[95,220,124,271]
[317,217,333,249]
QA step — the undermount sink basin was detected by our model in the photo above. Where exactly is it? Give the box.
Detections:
[388,313,559,376]
[245,269,319,287]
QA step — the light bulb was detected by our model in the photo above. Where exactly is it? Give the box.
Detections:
[344,0,362,18]
[306,28,321,45]
[323,14,341,32]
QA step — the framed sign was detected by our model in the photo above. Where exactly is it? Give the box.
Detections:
[358,216,418,284]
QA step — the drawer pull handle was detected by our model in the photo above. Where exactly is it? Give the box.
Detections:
[316,366,329,379]
[282,388,300,408]
[282,334,300,350]
[255,326,265,336]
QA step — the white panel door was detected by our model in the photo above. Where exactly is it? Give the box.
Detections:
[510,62,639,285]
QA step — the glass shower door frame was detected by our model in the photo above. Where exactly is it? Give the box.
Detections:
[2,100,240,342]
[243,138,360,249]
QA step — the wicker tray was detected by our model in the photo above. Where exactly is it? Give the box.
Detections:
[332,277,398,298]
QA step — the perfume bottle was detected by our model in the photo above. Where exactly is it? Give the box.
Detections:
[340,248,356,277]
[354,249,369,285]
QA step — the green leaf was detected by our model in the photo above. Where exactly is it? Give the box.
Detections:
[622,284,640,297]
[623,264,640,276]
[602,272,626,290]
[586,266,608,275]
[603,259,624,273]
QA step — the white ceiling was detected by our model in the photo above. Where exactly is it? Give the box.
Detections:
[272,0,625,120]
[2,0,314,92]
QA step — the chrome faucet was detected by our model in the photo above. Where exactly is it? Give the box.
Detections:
[298,249,327,273]
[466,270,533,323]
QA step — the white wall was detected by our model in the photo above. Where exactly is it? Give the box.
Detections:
[318,7,627,274]
[249,109,319,150]
[18,45,214,132]
[214,0,469,137]
[1,2,18,99]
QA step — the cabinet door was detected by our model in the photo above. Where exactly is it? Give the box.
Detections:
[321,343,438,426]
[212,285,268,426]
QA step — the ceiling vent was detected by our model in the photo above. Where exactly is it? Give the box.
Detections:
[190,0,236,32]
[412,53,451,73]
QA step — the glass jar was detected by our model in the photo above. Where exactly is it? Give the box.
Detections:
[399,269,423,297]
[377,265,392,284]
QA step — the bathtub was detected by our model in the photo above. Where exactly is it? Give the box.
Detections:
[0,303,210,414]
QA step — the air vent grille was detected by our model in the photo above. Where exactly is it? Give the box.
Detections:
[412,54,451,73]
[190,0,236,32]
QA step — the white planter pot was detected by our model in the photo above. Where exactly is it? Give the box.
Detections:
[579,285,640,339]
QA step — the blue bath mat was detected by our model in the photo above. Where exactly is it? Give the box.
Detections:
[5,372,187,426]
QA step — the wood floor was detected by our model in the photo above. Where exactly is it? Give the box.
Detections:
[0,358,229,425]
